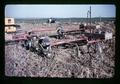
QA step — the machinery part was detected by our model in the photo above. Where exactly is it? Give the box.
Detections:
[27,36,52,58]
[47,18,56,23]
[30,36,39,52]
[84,32,105,41]
[79,24,85,33]
[21,32,33,50]
[79,24,84,29]
[5,18,21,33]
[37,36,52,57]
[22,39,32,50]
[5,26,17,33]
[105,32,113,40]
[56,25,64,39]
[87,43,97,55]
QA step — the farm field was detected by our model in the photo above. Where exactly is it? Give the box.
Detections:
[5,18,115,78]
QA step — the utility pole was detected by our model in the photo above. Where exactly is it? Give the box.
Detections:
[90,6,91,26]
[89,6,92,34]
[87,6,91,26]
[87,10,89,25]
[87,6,92,33]
[99,16,101,22]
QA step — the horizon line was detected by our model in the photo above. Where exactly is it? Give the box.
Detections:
[5,17,116,19]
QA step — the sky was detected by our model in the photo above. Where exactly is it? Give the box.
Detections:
[5,5,116,18]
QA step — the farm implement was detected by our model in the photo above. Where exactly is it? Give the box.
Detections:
[5,24,113,58]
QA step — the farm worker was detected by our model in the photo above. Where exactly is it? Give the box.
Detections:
[56,24,64,39]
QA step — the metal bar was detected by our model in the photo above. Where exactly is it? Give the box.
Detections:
[31,27,79,33]
[51,37,87,46]
[51,37,102,47]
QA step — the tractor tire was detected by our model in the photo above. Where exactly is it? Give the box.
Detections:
[21,41,26,47]
[21,44,24,47]
[25,45,29,50]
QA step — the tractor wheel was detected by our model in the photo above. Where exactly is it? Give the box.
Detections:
[21,44,24,47]
[37,49,43,56]
[25,40,32,50]
[21,41,25,47]
[26,45,29,50]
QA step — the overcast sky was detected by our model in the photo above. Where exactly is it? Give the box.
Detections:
[5,5,116,18]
